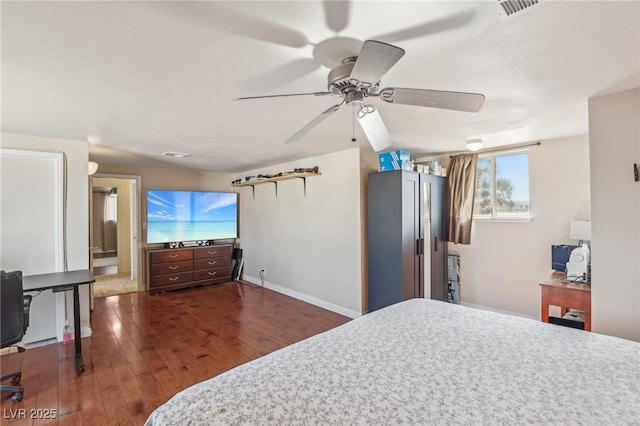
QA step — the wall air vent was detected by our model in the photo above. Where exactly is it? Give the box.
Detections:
[498,0,541,16]
[162,151,191,158]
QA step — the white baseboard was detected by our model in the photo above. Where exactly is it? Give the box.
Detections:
[28,324,92,348]
[461,301,538,321]
[23,338,58,349]
[243,275,361,319]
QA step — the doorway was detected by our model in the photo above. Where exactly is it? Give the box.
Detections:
[90,175,141,298]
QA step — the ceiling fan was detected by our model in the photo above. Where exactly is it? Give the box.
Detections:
[235,40,486,152]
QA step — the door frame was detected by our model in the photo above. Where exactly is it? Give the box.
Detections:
[91,173,143,291]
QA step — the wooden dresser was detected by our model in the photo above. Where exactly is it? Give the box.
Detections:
[146,244,232,295]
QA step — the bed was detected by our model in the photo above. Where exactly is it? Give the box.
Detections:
[145,298,640,425]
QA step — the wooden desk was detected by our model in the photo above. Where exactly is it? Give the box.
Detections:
[539,271,591,331]
[23,270,95,372]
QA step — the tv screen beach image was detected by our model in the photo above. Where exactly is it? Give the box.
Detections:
[147,190,238,243]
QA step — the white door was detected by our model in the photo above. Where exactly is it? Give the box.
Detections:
[0,149,65,344]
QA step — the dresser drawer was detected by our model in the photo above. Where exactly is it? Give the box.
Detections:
[193,245,231,259]
[194,267,230,281]
[151,250,193,263]
[194,256,230,270]
[150,271,193,287]
[151,260,192,276]
[146,245,235,294]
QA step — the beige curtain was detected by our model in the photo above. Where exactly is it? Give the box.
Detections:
[447,153,478,244]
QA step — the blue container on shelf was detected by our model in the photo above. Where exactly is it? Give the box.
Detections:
[378,150,411,172]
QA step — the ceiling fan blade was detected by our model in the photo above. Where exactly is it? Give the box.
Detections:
[147,2,309,48]
[350,40,405,85]
[235,92,333,101]
[378,88,485,112]
[373,10,476,44]
[285,104,342,144]
[323,0,350,33]
[243,58,321,91]
[357,106,392,152]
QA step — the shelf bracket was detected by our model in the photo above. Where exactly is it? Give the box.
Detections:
[272,181,278,198]
[296,176,308,196]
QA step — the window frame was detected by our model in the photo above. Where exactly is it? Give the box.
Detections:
[473,148,531,222]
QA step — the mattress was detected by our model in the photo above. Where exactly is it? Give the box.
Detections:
[145,298,640,425]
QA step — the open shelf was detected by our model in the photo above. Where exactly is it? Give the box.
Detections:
[231,172,321,198]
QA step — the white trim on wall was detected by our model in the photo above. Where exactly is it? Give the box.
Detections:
[243,275,361,319]
[93,172,143,290]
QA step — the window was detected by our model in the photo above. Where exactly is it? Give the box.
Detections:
[474,151,530,218]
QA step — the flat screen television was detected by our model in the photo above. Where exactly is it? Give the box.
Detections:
[146,189,238,244]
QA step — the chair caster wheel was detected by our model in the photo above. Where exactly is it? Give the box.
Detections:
[11,392,23,402]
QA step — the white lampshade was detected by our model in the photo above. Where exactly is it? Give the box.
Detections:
[466,139,483,152]
[88,161,99,176]
[570,219,591,241]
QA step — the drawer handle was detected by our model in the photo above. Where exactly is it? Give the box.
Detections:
[208,271,217,276]
[168,266,179,270]
[208,251,217,255]
[168,254,179,259]
[169,277,179,281]
[207,261,217,265]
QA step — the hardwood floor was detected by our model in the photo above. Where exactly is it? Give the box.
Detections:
[0,283,350,425]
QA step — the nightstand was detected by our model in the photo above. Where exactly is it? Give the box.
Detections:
[539,271,591,331]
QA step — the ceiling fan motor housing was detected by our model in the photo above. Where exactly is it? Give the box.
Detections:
[327,57,380,101]
[327,58,356,95]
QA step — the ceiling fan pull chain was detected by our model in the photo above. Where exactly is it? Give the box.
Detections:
[351,104,356,142]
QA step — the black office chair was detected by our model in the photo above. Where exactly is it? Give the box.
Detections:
[1,270,32,402]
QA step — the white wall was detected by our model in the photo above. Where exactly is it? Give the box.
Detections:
[588,87,640,342]
[231,148,365,318]
[447,135,591,319]
[1,132,91,342]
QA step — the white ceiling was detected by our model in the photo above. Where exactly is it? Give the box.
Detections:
[2,1,639,173]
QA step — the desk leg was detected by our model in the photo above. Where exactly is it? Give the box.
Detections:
[73,286,85,372]
[541,291,549,323]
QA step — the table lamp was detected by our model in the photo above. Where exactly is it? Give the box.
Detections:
[570,219,591,244]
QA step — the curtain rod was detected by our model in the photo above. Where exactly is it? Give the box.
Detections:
[448,141,541,158]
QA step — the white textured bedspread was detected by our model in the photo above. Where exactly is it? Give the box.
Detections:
[146,299,640,425]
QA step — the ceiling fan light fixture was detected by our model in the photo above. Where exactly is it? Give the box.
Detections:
[357,105,392,152]
[357,104,376,119]
[466,139,483,152]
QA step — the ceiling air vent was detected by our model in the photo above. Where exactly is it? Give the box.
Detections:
[162,151,191,158]
[498,0,541,16]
